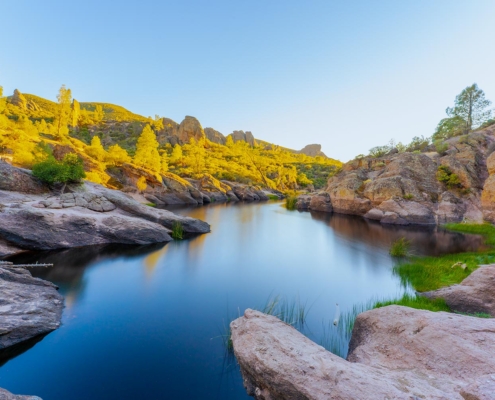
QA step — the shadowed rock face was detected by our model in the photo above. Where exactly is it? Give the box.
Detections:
[204,127,226,145]
[231,307,495,399]
[0,266,63,350]
[0,163,47,194]
[421,264,495,316]
[229,130,256,146]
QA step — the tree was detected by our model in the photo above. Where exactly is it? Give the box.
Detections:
[87,136,106,161]
[152,115,164,131]
[183,137,206,176]
[56,85,72,138]
[445,84,492,134]
[134,124,161,171]
[432,116,465,141]
[161,152,169,173]
[107,144,131,166]
[169,144,183,163]
[0,86,5,113]
[136,176,147,192]
[94,105,104,123]
[71,99,81,127]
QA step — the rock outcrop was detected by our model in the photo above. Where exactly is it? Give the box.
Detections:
[421,264,495,316]
[0,162,210,253]
[231,307,495,399]
[204,127,226,145]
[0,163,47,194]
[296,192,332,212]
[297,125,495,225]
[0,265,63,350]
[229,130,256,146]
[298,144,327,158]
[177,116,205,143]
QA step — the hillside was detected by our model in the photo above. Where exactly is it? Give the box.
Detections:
[0,87,342,194]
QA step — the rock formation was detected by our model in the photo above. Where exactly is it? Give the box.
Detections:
[9,89,27,110]
[231,307,495,399]
[0,265,63,350]
[297,124,495,225]
[204,127,226,145]
[0,162,210,254]
[421,264,495,316]
[296,192,332,212]
[229,130,256,146]
[298,144,327,158]
[156,118,180,145]
[177,116,205,143]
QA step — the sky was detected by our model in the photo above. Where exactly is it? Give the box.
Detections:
[1,0,494,161]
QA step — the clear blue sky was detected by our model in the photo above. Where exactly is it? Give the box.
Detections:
[1,0,494,161]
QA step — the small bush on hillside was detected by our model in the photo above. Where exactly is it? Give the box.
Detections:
[437,165,462,189]
[434,140,449,155]
[32,153,85,185]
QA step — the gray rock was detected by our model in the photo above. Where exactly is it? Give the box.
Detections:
[421,264,495,316]
[0,266,63,350]
[0,387,42,400]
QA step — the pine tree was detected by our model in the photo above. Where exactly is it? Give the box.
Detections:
[134,124,161,172]
[71,99,81,127]
[87,136,106,161]
[161,152,169,173]
[94,105,104,123]
[56,85,72,138]
[107,144,131,166]
[170,144,183,163]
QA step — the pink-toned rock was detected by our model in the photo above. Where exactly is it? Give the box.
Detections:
[309,192,332,212]
[230,308,493,399]
[0,387,41,399]
[421,265,495,316]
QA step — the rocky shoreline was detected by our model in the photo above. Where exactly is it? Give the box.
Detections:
[297,124,495,226]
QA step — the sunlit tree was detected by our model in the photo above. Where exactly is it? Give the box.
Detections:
[87,136,106,161]
[56,85,72,138]
[134,124,161,172]
[107,144,131,166]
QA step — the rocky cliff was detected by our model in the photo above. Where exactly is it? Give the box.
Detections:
[299,123,495,225]
[298,144,327,158]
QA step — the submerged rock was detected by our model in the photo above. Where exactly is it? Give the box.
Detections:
[421,264,495,316]
[0,266,63,350]
[231,307,495,399]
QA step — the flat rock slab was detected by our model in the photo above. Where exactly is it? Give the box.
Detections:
[421,264,495,316]
[0,387,41,400]
[0,266,63,349]
[232,307,495,399]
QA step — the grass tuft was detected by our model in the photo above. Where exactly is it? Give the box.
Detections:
[145,202,156,207]
[374,293,450,312]
[285,195,298,210]
[389,237,410,257]
[171,221,184,240]
[267,194,279,201]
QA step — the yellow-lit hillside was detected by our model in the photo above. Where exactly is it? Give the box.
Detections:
[0,85,341,191]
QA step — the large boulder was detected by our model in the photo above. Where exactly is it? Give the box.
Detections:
[0,162,47,194]
[298,144,327,158]
[231,308,492,399]
[421,264,495,316]
[296,193,332,212]
[348,306,495,398]
[0,266,63,350]
[156,117,180,145]
[481,152,495,222]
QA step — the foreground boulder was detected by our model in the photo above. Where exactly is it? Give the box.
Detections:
[296,192,332,212]
[231,307,495,399]
[421,264,495,316]
[0,266,63,350]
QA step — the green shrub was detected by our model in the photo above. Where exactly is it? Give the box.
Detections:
[389,237,410,257]
[32,153,85,185]
[403,194,414,200]
[434,140,449,154]
[437,165,462,189]
[171,221,184,240]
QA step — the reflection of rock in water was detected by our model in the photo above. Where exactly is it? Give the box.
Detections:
[309,211,485,256]
[0,334,47,368]
[6,243,166,304]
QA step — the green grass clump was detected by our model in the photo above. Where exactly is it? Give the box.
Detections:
[171,221,184,240]
[261,295,309,328]
[373,293,450,312]
[145,202,156,207]
[389,237,410,257]
[285,195,298,210]
[267,194,279,200]
[444,222,495,246]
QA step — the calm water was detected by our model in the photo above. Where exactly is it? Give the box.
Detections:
[0,202,483,399]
